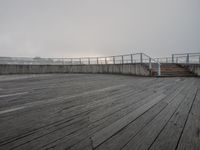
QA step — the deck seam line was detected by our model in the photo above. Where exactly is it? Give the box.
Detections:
[89,137,95,150]
[19,87,152,149]
[1,76,196,150]
[90,85,168,124]
[118,101,167,150]
[93,81,184,149]
[61,80,171,149]
[93,94,167,149]
[118,82,187,150]
[91,80,173,124]
[0,87,138,146]
[174,88,198,150]
[147,83,195,150]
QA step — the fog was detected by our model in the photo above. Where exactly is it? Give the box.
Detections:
[0,0,199,58]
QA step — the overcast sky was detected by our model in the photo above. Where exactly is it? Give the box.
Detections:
[0,0,199,58]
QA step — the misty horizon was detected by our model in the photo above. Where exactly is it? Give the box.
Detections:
[0,0,199,58]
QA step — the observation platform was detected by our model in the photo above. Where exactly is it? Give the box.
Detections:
[0,74,199,150]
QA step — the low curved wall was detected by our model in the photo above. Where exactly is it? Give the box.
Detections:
[0,64,150,76]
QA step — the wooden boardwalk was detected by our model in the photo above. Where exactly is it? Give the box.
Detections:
[0,74,199,150]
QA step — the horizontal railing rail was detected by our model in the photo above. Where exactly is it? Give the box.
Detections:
[155,53,200,64]
[0,53,161,76]
[142,53,161,76]
[0,53,149,65]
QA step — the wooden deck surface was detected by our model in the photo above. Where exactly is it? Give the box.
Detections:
[0,74,199,150]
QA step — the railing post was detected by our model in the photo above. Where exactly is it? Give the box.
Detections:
[113,56,115,64]
[79,58,81,64]
[172,54,174,63]
[149,57,152,70]
[71,58,73,65]
[176,57,178,63]
[105,58,107,64]
[140,53,143,63]
[149,57,152,76]
[62,58,64,65]
[97,58,99,64]
[186,54,189,64]
[199,56,200,64]
[131,54,133,64]
[122,56,124,64]
[88,58,90,65]
[158,63,161,76]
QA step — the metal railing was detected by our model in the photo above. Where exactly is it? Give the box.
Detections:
[156,53,200,64]
[0,53,161,76]
[142,53,161,76]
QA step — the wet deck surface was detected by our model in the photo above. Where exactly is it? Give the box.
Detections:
[0,74,199,150]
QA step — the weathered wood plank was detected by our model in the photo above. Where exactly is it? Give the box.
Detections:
[95,80,186,150]
[0,75,198,150]
[177,86,200,150]
[41,81,169,149]
[11,83,163,150]
[91,93,166,147]
[149,83,197,150]
[0,76,156,149]
[121,80,193,150]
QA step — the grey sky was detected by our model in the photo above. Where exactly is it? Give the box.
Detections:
[0,0,199,58]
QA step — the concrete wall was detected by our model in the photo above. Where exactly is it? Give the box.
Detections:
[182,64,200,76]
[0,64,150,76]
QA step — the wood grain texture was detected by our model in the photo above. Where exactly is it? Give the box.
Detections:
[0,74,199,150]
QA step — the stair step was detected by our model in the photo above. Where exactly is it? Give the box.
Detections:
[161,71,191,73]
[150,63,195,77]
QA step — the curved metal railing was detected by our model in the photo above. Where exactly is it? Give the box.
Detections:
[0,53,161,76]
[0,53,153,65]
[155,53,200,64]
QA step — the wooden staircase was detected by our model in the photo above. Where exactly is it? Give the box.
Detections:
[157,63,195,77]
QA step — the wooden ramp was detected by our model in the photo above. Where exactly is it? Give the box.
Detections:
[0,74,199,150]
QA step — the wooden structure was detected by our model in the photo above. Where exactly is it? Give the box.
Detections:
[0,74,199,150]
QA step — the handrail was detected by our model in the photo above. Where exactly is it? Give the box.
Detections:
[142,53,161,76]
[155,53,200,64]
[0,53,148,65]
[2,52,199,76]
[172,52,200,56]
[0,53,161,76]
